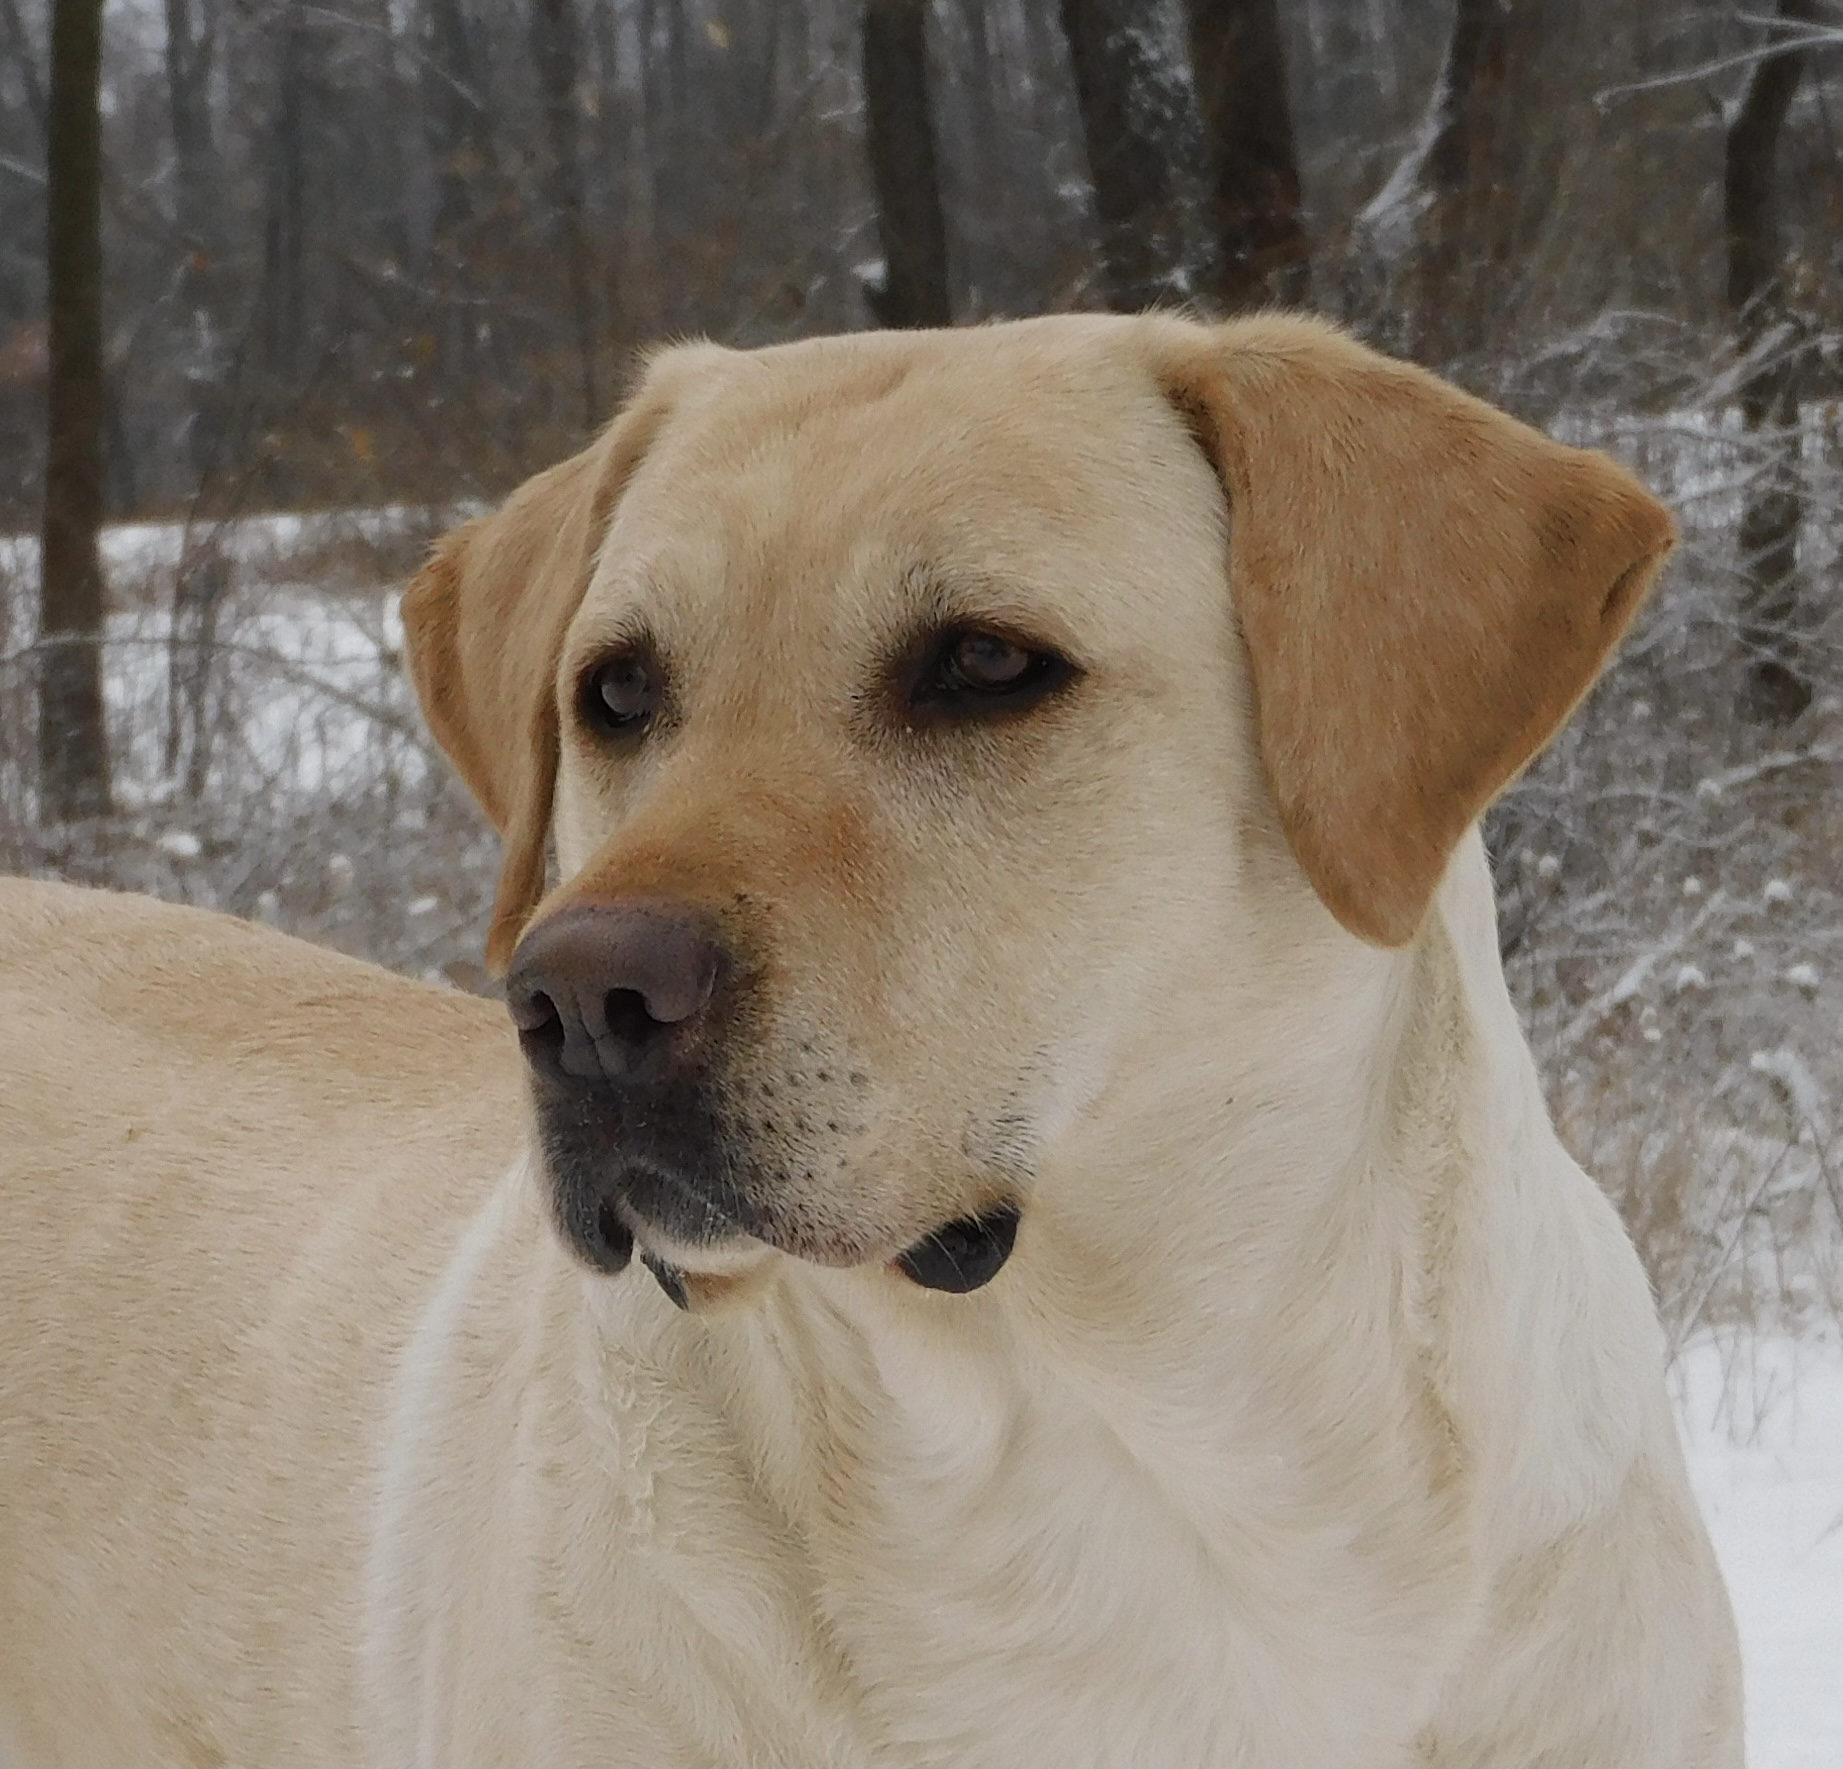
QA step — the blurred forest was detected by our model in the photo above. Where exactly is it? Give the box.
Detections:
[0,1,1839,516]
[2,0,1841,1334]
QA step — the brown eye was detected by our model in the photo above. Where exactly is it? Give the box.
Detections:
[580,652,658,738]
[908,625,1074,719]
[949,633,1033,690]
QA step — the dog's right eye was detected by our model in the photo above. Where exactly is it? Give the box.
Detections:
[580,653,659,739]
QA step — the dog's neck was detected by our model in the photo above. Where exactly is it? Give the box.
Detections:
[642,887,1503,1758]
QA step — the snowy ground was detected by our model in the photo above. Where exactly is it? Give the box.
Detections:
[1678,1331,1843,1769]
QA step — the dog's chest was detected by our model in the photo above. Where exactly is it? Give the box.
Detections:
[797,1341,1471,1767]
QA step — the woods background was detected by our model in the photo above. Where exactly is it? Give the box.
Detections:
[2,0,1841,1334]
[2,2,1840,522]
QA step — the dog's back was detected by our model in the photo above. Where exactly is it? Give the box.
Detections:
[0,879,517,1765]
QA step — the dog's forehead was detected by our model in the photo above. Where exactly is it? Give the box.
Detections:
[581,322,1228,652]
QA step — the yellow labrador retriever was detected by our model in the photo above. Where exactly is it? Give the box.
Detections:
[0,314,1741,1767]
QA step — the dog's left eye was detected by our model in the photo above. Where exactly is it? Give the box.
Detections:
[909,627,1073,718]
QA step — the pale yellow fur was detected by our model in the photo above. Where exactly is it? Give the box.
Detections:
[0,314,1740,1767]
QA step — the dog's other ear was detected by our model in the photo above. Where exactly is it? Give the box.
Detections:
[1147,314,1675,947]
[402,354,709,972]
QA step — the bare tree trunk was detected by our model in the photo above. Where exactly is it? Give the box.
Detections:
[164,0,229,488]
[530,0,600,425]
[637,0,664,271]
[421,0,491,386]
[750,0,784,136]
[1184,0,1307,310]
[1725,0,1819,727]
[1376,0,1580,364]
[160,8,235,809]
[1058,0,1199,311]
[423,0,488,245]
[862,0,951,327]
[38,0,112,822]
[262,0,309,389]
[164,0,215,264]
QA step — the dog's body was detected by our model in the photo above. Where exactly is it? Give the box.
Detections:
[1,314,1740,1766]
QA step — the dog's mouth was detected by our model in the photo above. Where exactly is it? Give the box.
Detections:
[628,1201,1023,1308]
[533,1084,1023,1302]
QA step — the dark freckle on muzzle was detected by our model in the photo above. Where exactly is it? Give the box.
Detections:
[895,1203,1021,1293]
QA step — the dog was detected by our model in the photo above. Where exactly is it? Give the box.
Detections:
[0,313,1742,1767]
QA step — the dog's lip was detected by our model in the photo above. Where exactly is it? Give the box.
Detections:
[892,1202,1021,1293]
[624,1213,773,1282]
[626,1204,1022,1300]
[630,1231,776,1314]
[627,1217,765,1272]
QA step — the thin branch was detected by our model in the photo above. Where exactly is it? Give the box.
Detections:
[1595,22,1843,111]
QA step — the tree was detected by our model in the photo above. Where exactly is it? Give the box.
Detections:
[38,0,111,823]
[862,0,951,327]
[1184,0,1307,310]
[1058,0,1200,311]
[530,0,600,424]
[1361,0,1583,364]
[420,0,495,385]
[162,0,228,486]
[261,0,310,389]
[1724,0,1822,727]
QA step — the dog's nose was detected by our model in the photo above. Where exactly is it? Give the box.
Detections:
[505,901,728,1086]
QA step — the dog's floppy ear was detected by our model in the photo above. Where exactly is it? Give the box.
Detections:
[1147,314,1675,946]
[402,358,701,972]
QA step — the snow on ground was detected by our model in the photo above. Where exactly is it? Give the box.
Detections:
[1,511,425,803]
[1677,1330,1843,1769]
[99,587,415,800]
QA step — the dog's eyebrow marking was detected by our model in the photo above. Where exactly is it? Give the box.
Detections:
[569,609,672,685]
[878,563,1089,673]
[569,601,662,667]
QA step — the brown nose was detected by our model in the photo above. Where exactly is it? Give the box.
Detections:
[505,901,728,1087]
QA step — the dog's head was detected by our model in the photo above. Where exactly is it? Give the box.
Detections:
[403,316,1671,1299]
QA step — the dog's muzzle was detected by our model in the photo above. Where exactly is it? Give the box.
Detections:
[506,900,1021,1297]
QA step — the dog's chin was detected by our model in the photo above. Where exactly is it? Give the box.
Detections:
[630,1201,1023,1309]
[617,1209,850,1314]
[627,1204,871,1278]
[634,1236,775,1313]
[538,1109,1022,1300]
